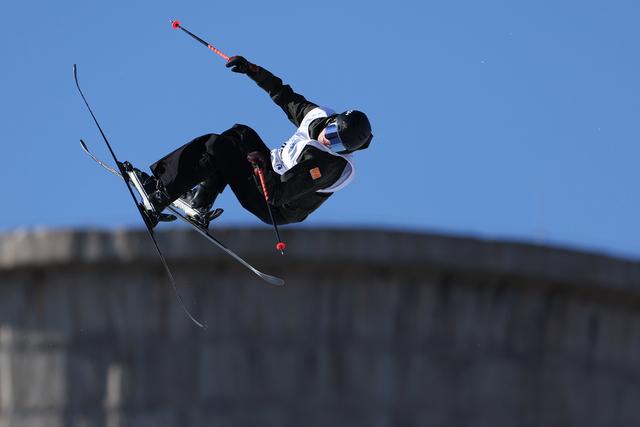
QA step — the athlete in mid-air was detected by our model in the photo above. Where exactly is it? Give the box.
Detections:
[135,55,373,226]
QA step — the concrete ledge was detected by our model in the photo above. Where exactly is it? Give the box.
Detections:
[1,227,639,294]
[1,227,640,427]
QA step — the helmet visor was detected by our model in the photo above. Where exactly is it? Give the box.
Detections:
[324,122,348,153]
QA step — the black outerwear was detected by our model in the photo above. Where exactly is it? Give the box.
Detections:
[149,66,349,225]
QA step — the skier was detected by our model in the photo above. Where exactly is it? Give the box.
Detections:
[136,55,373,226]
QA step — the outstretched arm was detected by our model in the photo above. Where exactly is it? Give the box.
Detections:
[226,56,318,127]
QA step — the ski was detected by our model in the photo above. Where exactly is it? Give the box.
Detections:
[80,140,285,288]
[74,65,206,328]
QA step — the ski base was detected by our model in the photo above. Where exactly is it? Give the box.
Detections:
[74,64,206,328]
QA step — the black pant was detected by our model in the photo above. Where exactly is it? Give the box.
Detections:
[150,124,286,225]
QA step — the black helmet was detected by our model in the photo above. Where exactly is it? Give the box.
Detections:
[325,110,373,153]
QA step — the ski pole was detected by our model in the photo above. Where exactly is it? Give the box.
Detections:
[251,164,287,255]
[170,19,230,61]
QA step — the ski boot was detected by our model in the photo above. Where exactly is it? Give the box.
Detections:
[179,182,224,229]
[123,162,177,228]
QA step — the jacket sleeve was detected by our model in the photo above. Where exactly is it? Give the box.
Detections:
[266,147,347,206]
[248,66,319,127]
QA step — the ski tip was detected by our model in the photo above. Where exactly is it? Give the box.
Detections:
[171,19,181,29]
[266,276,285,287]
[73,64,80,83]
[194,319,208,329]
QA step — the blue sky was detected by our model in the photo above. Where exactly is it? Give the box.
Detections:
[1,0,638,259]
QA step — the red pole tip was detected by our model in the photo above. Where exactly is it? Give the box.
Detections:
[276,242,287,252]
[171,20,181,29]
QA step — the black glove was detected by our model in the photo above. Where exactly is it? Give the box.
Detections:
[226,56,260,75]
[247,151,267,168]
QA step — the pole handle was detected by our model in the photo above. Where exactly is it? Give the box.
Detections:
[254,166,270,201]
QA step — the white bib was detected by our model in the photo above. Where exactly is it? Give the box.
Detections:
[270,107,355,193]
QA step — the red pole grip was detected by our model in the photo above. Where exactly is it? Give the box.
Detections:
[207,45,230,61]
[255,167,269,201]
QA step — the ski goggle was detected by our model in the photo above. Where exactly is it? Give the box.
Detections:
[324,122,348,153]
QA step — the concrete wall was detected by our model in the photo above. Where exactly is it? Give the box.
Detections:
[0,227,639,427]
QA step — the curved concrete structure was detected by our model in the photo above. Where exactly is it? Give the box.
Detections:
[0,227,639,427]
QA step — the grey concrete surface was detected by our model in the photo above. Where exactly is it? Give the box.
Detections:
[0,227,639,427]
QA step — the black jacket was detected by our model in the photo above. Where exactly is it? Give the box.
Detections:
[248,66,349,223]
